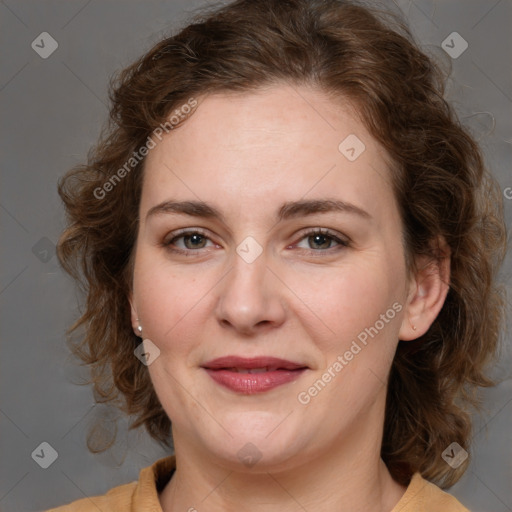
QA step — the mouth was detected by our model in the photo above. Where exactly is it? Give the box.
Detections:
[201,356,309,394]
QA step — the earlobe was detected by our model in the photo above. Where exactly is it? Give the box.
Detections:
[399,240,451,341]
[129,293,141,337]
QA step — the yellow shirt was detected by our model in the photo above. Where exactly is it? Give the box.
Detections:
[45,455,470,511]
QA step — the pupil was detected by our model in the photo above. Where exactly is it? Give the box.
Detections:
[185,234,205,249]
[310,234,330,249]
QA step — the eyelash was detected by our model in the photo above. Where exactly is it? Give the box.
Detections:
[162,228,350,257]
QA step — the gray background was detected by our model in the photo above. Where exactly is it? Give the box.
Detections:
[1,1,511,511]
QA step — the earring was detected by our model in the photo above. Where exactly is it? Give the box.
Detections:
[412,324,417,331]
[137,325,143,334]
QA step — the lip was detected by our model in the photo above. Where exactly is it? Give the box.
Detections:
[202,356,308,394]
[202,356,307,371]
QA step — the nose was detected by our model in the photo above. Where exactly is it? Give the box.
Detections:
[214,248,287,335]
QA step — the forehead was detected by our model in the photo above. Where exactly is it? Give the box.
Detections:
[140,84,396,223]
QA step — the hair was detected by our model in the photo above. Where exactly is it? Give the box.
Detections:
[56,0,507,489]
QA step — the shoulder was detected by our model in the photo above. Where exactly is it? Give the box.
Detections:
[44,455,176,512]
[392,472,471,512]
[44,481,138,512]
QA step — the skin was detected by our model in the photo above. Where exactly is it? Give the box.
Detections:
[129,83,450,512]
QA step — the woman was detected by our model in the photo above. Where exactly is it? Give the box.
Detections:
[47,0,507,510]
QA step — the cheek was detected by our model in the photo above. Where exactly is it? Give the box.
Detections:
[132,253,215,351]
[293,264,403,415]
[289,259,400,350]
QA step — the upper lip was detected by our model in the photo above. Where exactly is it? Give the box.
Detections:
[201,356,308,371]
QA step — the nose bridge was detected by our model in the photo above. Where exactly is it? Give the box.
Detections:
[215,244,285,332]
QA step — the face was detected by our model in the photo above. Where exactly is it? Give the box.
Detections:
[130,84,414,471]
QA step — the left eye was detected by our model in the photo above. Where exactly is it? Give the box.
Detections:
[295,229,348,251]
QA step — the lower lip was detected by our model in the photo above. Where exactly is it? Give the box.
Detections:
[204,368,306,394]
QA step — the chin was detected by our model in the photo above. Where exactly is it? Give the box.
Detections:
[198,416,310,471]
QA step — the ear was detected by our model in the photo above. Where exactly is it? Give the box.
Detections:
[399,237,451,341]
[129,292,141,337]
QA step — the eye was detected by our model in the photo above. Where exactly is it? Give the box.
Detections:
[161,227,349,256]
[163,229,217,254]
[294,228,349,252]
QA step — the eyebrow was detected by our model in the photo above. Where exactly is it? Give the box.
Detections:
[146,198,372,223]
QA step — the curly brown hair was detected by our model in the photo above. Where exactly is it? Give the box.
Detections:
[56,0,507,489]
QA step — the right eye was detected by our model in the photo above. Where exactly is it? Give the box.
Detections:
[162,229,218,256]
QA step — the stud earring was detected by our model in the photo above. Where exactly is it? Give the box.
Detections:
[412,324,417,331]
[135,319,143,336]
